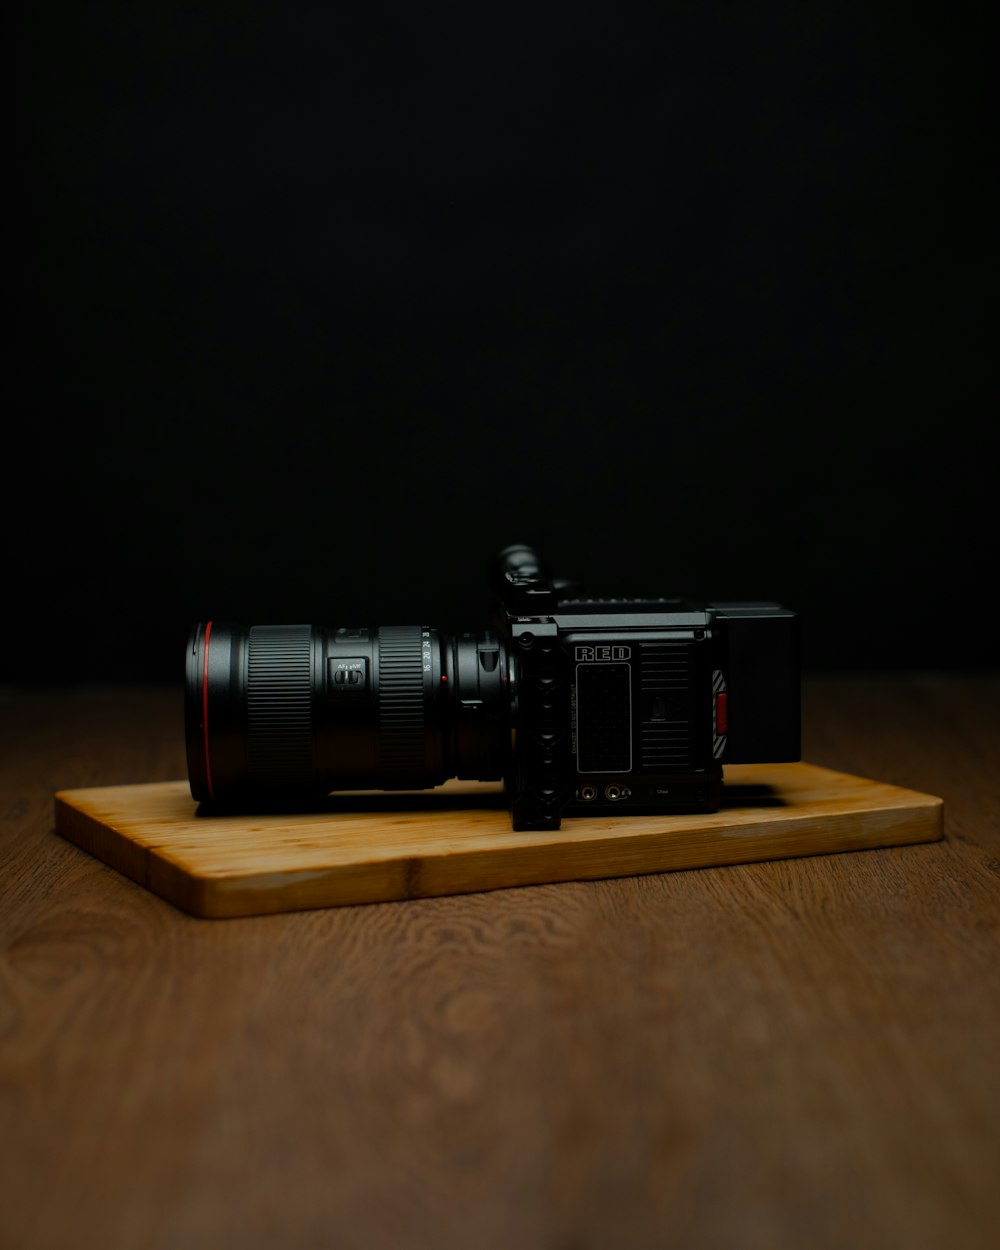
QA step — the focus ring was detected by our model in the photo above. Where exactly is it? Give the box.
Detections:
[377,626,426,786]
[247,625,315,786]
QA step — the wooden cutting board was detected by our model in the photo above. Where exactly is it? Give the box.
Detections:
[53,763,943,919]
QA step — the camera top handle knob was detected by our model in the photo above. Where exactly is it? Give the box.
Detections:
[490,544,558,616]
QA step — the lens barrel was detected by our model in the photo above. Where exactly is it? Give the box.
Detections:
[185,622,511,803]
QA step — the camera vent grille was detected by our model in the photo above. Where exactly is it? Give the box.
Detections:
[639,642,692,767]
[247,625,315,785]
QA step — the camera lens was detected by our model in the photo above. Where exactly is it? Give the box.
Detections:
[185,622,511,803]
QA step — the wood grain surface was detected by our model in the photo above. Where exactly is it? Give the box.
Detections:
[2,676,999,1250]
[52,765,943,918]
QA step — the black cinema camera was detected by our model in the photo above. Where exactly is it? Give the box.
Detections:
[185,544,800,830]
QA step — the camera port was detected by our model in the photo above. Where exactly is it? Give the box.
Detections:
[605,785,623,801]
[580,785,597,802]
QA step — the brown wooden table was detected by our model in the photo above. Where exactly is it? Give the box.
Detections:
[2,675,998,1250]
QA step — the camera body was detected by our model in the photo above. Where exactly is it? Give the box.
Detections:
[185,544,800,831]
[489,545,800,830]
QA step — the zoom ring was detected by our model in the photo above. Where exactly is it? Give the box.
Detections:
[377,626,427,787]
[247,625,315,785]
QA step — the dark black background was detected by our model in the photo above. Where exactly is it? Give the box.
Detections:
[10,3,994,683]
